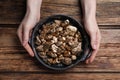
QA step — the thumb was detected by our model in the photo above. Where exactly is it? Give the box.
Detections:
[90,32,97,50]
[22,28,30,46]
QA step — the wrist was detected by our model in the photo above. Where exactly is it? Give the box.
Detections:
[25,9,40,22]
[83,15,97,28]
[27,8,40,15]
[27,0,42,14]
[83,15,96,23]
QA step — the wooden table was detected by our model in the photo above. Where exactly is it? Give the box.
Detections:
[0,0,120,79]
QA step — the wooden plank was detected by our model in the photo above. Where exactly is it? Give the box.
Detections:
[0,57,120,72]
[0,0,119,79]
[0,0,26,24]
[0,27,119,72]
[0,27,20,47]
[0,73,120,80]
[0,27,120,57]
[0,27,120,47]
[101,29,120,43]
[0,0,120,25]
[0,43,120,59]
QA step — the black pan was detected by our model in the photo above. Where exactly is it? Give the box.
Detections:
[29,15,92,70]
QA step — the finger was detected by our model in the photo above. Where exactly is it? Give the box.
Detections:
[90,32,97,50]
[22,28,30,46]
[22,27,34,57]
[17,25,23,44]
[97,31,101,49]
[85,59,89,64]
[24,43,34,57]
[94,31,101,51]
[86,31,101,63]
[89,49,98,63]
[85,48,98,64]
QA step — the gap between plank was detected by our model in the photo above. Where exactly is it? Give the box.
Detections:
[0,24,120,29]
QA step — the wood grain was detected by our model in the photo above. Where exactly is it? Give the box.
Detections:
[0,57,120,72]
[0,43,120,58]
[0,73,120,80]
[0,27,120,72]
[0,0,120,79]
[0,27,120,47]
[0,0,120,25]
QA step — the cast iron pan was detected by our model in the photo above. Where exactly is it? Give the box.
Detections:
[29,15,92,70]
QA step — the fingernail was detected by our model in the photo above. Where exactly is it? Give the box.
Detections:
[93,44,97,49]
[31,54,34,57]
